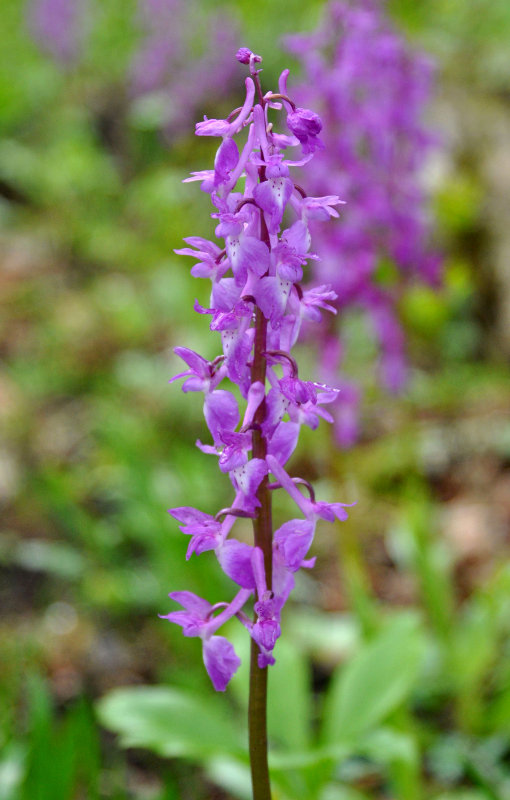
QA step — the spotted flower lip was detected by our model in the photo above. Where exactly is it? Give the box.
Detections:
[253,173,294,235]
[202,635,242,691]
[165,48,353,690]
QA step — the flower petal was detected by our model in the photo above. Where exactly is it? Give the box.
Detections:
[274,519,315,571]
[217,539,256,589]
[204,389,240,444]
[202,635,241,691]
[267,422,300,466]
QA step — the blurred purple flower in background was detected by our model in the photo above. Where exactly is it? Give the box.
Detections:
[130,0,239,136]
[286,0,441,445]
[25,0,441,451]
[26,0,239,138]
[28,0,89,64]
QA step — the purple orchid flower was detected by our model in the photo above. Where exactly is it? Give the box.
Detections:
[165,49,353,700]
[160,589,251,690]
[196,77,255,138]
[169,347,224,393]
[264,378,334,433]
[266,454,355,523]
[169,507,223,558]
[287,107,324,154]
[174,237,227,280]
[253,160,294,235]
[284,0,441,445]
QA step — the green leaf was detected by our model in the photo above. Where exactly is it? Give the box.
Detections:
[432,793,493,800]
[96,686,243,760]
[318,788,370,800]
[0,743,25,800]
[23,675,77,800]
[270,745,347,770]
[361,728,421,800]
[267,637,312,751]
[321,614,425,745]
[0,529,85,581]
[228,623,311,750]
[205,757,252,800]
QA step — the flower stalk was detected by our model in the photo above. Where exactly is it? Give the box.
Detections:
[249,305,272,798]
[249,87,272,799]
[163,47,354,799]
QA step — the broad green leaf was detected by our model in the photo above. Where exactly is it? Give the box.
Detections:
[319,786,369,800]
[361,728,421,800]
[0,743,25,800]
[205,757,252,800]
[361,727,418,765]
[322,614,425,745]
[23,675,77,800]
[229,625,311,750]
[8,538,85,579]
[267,637,312,751]
[97,686,242,759]
[271,743,351,800]
[285,609,359,664]
[270,745,347,770]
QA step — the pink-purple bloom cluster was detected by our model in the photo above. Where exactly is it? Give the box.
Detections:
[286,0,441,446]
[162,49,353,691]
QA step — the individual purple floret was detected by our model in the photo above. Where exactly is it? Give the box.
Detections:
[285,0,441,444]
[162,50,353,692]
[160,589,250,690]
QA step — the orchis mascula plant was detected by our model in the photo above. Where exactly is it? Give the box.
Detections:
[162,48,353,799]
[286,0,441,446]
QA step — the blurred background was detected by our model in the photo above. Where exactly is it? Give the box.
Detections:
[1,0,510,798]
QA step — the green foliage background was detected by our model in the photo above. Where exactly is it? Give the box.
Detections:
[2,1,510,798]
